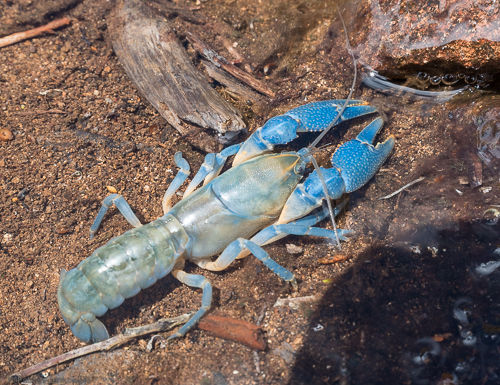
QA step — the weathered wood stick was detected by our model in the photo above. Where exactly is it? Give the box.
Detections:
[108,0,246,152]
[198,314,267,351]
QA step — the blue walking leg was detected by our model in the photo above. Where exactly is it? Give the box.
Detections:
[196,202,349,268]
[195,238,297,289]
[203,143,241,184]
[257,224,351,244]
[89,193,142,239]
[183,144,242,198]
[168,270,212,340]
[250,200,349,250]
[162,152,190,213]
[183,153,216,198]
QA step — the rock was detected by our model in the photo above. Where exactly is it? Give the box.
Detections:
[286,243,303,254]
[327,0,499,82]
[2,233,14,245]
[0,128,14,141]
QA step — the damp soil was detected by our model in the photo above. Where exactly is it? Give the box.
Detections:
[1,1,499,385]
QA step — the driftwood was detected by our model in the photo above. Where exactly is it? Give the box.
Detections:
[108,0,246,152]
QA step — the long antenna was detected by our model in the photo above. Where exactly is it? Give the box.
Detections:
[309,9,358,150]
[306,6,358,250]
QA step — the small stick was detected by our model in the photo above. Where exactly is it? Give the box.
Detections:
[186,32,275,98]
[15,109,67,115]
[0,17,72,49]
[378,177,425,200]
[8,313,191,382]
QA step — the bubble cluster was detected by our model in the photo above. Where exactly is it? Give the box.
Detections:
[413,72,492,89]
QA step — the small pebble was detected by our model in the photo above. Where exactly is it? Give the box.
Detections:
[56,225,73,235]
[286,243,303,254]
[0,128,13,141]
[106,185,118,193]
[2,233,13,245]
[480,186,492,193]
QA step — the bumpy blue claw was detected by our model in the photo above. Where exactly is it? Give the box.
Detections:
[286,99,378,131]
[234,100,377,165]
[356,115,384,143]
[332,117,394,192]
[279,117,394,223]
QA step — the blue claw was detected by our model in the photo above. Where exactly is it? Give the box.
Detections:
[356,115,384,143]
[233,100,378,165]
[279,117,394,223]
[332,117,394,192]
[286,99,378,131]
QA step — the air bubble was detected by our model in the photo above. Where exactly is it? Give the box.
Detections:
[417,72,429,81]
[430,75,442,85]
[442,73,459,86]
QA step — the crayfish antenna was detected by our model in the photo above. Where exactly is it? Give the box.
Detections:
[305,6,358,250]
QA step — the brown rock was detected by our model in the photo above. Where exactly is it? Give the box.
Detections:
[328,0,499,79]
[0,128,14,141]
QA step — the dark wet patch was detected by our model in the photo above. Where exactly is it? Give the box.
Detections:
[290,220,499,385]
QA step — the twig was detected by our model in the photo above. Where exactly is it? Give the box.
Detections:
[186,32,275,98]
[378,177,425,200]
[253,351,261,374]
[201,60,262,102]
[0,17,72,49]
[15,109,67,115]
[9,313,191,382]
